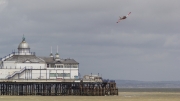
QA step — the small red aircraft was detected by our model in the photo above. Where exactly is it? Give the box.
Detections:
[117,12,131,23]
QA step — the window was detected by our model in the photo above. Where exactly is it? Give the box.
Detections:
[73,66,77,68]
[49,73,56,77]
[64,65,71,68]
[50,73,70,77]
[57,73,70,77]
[51,64,55,68]
[56,65,62,68]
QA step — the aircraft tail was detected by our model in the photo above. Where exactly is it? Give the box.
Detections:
[127,12,131,16]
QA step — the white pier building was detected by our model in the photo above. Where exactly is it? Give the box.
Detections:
[0,37,79,80]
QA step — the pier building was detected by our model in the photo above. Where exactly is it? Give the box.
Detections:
[0,37,79,80]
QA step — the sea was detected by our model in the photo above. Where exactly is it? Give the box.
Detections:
[118,88,180,92]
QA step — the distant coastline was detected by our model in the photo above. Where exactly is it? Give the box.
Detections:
[118,88,180,92]
[116,80,180,88]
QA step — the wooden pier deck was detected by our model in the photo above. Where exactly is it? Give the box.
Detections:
[0,79,118,96]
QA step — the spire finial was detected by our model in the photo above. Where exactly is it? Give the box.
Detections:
[22,34,25,41]
[51,46,52,53]
[57,45,58,53]
[55,45,60,60]
[49,46,53,57]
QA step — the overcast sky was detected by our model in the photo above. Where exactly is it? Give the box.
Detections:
[1,0,180,81]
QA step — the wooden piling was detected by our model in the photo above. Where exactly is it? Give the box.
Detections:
[0,81,118,96]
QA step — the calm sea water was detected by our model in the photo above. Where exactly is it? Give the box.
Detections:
[118,88,180,92]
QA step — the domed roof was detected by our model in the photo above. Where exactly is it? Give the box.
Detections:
[18,37,30,49]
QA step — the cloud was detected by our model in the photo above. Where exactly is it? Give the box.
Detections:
[164,34,180,48]
[0,0,8,12]
[1,0,180,81]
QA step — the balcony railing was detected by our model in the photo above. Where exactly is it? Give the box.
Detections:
[13,52,35,55]
[0,52,36,61]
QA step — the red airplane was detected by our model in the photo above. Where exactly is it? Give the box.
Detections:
[117,12,131,23]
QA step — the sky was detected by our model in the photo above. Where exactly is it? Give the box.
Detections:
[0,0,180,81]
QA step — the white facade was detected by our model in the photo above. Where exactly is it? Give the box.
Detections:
[0,38,79,80]
[3,61,46,69]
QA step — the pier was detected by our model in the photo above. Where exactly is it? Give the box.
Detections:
[0,79,118,96]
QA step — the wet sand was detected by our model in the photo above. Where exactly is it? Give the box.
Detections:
[1,88,180,101]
